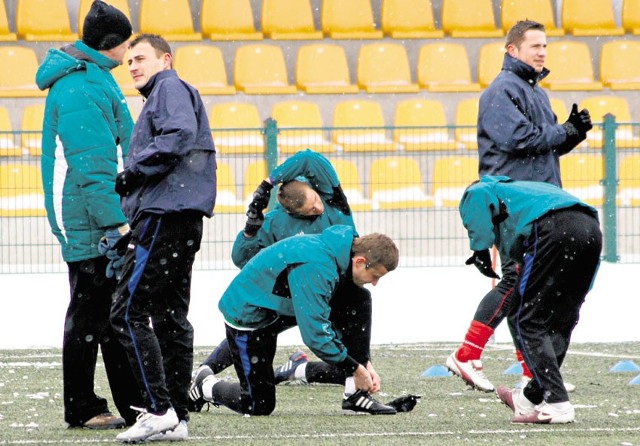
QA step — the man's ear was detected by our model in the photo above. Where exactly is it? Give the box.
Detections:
[352,256,367,269]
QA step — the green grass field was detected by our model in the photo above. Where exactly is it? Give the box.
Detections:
[1,342,640,445]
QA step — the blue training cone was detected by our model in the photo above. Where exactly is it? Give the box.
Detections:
[421,365,452,377]
[502,362,523,375]
[629,374,640,385]
[609,360,640,373]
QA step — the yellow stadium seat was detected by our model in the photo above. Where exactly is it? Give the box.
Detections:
[600,40,640,91]
[328,158,372,211]
[321,0,383,39]
[234,44,296,94]
[331,100,399,153]
[78,0,131,39]
[431,156,478,207]
[454,98,479,150]
[356,43,419,93]
[623,0,640,34]
[0,162,46,217]
[562,0,624,36]
[578,96,638,149]
[295,44,359,94]
[243,160,268,204]
[173,45,236,95]
[549,97,568,123]
[201,0,262,40]
[110,61,138,96]
[16,0,77,41]
[139,0,201,41]
[369,157,434,210]
[20,104,44,157]
[540,41,603,91]
[209,103,264,154]
[271,101,335,154]
[0,47,45,98]
[441,0,503,38]
[380,0,444,38]
[393,99,457,151]
[213,162,245,213]
[477,41,505,88]
[417,43,481,92]
[559,154,603,206]
[500,0,564,37]
[618,154,640,206]
[261,0,322,40]
[0,106,21,156]
[0,0,17,41]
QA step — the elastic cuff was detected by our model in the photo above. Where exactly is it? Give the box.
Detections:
[338,355,360,376]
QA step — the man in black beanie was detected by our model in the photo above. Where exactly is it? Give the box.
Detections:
[36,0,142,431]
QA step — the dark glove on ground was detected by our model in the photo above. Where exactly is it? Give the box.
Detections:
[564,103,593,137]
[115,168,144,197]
[327,185,351,216]
[98,228,131,280]
[387,394,421,413]
[465,249,500,279]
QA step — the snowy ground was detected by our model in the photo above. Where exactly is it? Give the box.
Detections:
[2,262,638,349]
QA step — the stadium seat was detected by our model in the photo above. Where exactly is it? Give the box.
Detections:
[0,162,46,217]
[209,103,264,154]
[380,0,444,38]
[561,0,624,36]
[329,159,372,211]
[321,0,383,39]
[243,160,268,204]
[356,43,419,93]
[393,99,457,151]
[213,162,245,213]
[201,0,262,40]
[16,0,77,41]
[295,44,359,94]
[0,47,44,98]
[600,40,640,91]
[454,98,479,150]
[78,0,131,39]
[139,0,201,41]
[173,45,235,95]
[20,104,44,157]
[549,97,568,123]
[271,101,335,154]
[261,0,322,40]
[0,0,17,41]
[540,41,603,91]
[578,96,638,149]
[0,106,21,156]
[618,154,640,206]
[234,44,296,94]
[417,43,481,92]
[331,100,399,153]
[110,60,138,96]
[623,0,640,34]
[440,0,503,38]
[559,153,603,206]
[369,157,434,210]
[431,156,479,207]
[477,41,506,88]
[500,0,564,37]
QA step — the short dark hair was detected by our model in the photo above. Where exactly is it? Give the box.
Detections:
[277,181,311,214]
[351,233,399,272]
[129,33,172,58]
[505,20,545,49]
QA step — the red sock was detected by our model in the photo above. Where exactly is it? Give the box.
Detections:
[516,349,533,379]
[455,320,494,362]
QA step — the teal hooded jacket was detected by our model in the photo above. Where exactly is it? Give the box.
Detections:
[36,41,133,262]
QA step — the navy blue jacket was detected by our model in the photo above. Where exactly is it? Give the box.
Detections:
[121,70,216,224]
[477,54,582,187]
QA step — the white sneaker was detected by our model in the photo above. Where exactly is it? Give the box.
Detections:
[446,351,495,392]
[512,401,575,424]
[496,385,536,416]
[148,420,188,441]
[116,407,179,444]
[519,376,576,393]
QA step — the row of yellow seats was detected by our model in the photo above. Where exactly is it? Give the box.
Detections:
[3,0,640,43]
[2,95,639,158]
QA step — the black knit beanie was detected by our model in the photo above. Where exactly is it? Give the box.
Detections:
[82,1,132,51]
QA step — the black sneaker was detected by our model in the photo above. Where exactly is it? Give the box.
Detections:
[188,365,215,412]
[274,350,308,385]
[342,391,397,415]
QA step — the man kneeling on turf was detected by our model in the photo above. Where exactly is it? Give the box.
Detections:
[190,225,399,415]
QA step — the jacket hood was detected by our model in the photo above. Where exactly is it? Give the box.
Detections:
[501,53,550,86]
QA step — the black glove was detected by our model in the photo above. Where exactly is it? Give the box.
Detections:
[465,249,500,279]
[243,206,264,237]
[563,103,593,137]
[387,394,421,413]
[327,185,351,216]
[243,180,273,237]
[115,168,144,197]
[98,227,131,280]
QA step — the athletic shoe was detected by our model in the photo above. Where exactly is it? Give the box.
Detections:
[518,376,576,393]
[80,412,126,430]
[148,420,188,441]
[511,401,575,424]
[342,391,397,415]
[274,350,309,385]
[188,365,214,412]
[116,407,179,444]
[446,351,495,392]
[497,385,538,421]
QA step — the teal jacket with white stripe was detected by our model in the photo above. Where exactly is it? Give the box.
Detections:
[36,41,133,262]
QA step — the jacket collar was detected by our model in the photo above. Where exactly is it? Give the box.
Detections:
[501,53,550,86]
[138,69,176,98]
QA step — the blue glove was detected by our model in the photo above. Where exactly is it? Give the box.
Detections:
[98,226,131,280]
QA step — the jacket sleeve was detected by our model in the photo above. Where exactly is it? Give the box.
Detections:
[459,184,499,252]
[231,215,279,269]
[269,149,339,196]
